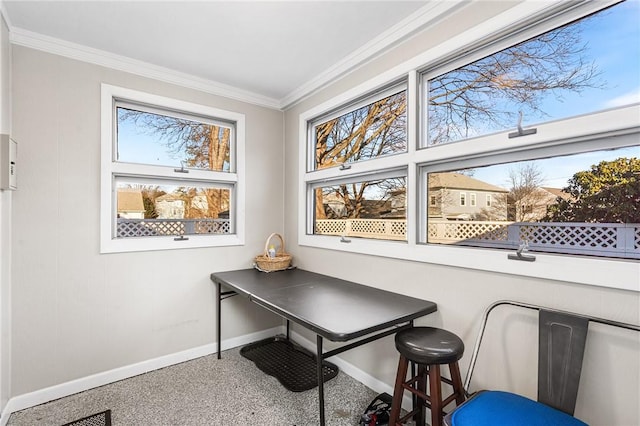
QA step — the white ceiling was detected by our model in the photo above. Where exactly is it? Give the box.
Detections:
[1,1,445,109]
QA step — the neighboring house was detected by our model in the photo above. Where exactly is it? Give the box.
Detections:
[389,189,406,211]
[428,173,509,220]
[321,190,404,219]
[379,189,406,219]
[155,193,185,219]
[322,192,348,217]
[116,188,145,219]
[541,187,573,205]
[512,187,572,222]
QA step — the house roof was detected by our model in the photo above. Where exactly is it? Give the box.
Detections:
[117,189,145,212]
[429,173,509,193]
[540,187,572,200]
[155,193,183,203]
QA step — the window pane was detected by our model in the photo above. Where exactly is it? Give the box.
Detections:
[426,1,640,145]
[116,106,233,171]
[314,177,407,241]
[426,146,640,259]
[116,182,231,238]
[314,90,407,170]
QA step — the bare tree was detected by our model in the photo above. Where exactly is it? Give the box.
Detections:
[475,192,505,221]
[428,18,603,144]
[505,163,547,221]
[475,164,547,221]
[315,93,406,169]
[140,186,165,219]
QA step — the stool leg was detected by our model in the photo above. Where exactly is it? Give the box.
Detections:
[416,364,427,426]
[428,364,443,426]
[411,360,418,422]
[390,354,408,425]
[449,361,466,405]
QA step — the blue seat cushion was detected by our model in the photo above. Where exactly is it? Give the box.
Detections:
[449,390,588,426]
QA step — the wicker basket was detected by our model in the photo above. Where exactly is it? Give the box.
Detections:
[254,233,292,272]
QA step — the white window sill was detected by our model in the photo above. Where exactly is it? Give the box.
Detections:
[101,234,244,254]
[299,234,640,292]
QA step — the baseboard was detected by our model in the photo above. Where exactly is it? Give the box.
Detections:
[0,326,282,425]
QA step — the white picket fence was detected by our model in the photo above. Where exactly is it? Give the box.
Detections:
[315,219,406,241]
[117,218,230,237]
[315,219,640,259]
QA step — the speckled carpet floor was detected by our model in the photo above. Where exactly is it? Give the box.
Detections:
[7,346,381,426]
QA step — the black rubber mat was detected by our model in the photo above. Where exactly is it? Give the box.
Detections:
[240,336,339,392]
[62,410,111,426]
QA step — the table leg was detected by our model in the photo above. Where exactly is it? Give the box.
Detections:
[317,335,325,426]
[217,281,222,360]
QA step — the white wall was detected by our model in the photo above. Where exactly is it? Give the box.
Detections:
[283,2,640,426]
[9,45,284,397]
[0,13,7,133]
[0,9,11,416]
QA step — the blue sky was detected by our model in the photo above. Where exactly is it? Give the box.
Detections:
[117,109,188,168]
[540,0,640,115]
[472,146,640,189]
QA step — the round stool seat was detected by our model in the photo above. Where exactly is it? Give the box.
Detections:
[395,327,464,365]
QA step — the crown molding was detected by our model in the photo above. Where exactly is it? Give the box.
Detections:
[9,27,282,110]
[279,0,469,110]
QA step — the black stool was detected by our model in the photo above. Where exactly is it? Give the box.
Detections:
[389,327,466,426]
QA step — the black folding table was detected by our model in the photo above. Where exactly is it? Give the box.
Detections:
[210,268,437,425]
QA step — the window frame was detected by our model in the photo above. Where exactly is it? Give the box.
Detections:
[298,0,640,291]
[101,84,245,253]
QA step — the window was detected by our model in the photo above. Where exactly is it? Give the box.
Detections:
[424,146,639,258]
[469,193,477,207]
[101,85,245,253]
[420,1,639,262]
[423,1,639,147]
[312,174,407,242]
[300,0,639,289]
[302,82,408,243]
